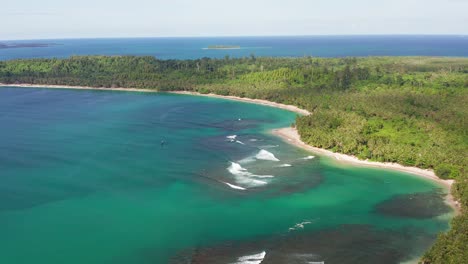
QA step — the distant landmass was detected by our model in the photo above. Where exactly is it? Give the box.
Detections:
[1,36,468,60]
[0,43,55,49]
[205,45,241,50]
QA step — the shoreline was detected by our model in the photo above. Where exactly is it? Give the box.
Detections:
[1,83,459,211]
[272,127,460,212]
[170,91,311,116]
[0,84,311,116]
[0,83,160,93]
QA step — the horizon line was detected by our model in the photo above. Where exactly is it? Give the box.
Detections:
[2,34,467,42]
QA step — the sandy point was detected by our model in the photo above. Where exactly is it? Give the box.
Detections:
[272,127,460,213]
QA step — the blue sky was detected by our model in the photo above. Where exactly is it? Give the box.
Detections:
[2,0,467,40]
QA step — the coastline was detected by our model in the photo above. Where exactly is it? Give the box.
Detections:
[1,83,458,211]
[0,83,159,93]
[170,91,311,116]
[0,84,311,116]
[272,127,460,212]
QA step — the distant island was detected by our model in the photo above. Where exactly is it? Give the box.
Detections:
[205,45,241,50]
[0,43,56,49]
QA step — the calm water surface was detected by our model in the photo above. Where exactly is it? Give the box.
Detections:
[1,35,468,60]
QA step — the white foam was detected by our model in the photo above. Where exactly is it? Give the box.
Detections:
[253,175,275,178]
[249,139,258,142]
[302,156,315,160]
[227,162,272,187]
[238,156,256,164]
[223,182,246,190]
[236,140,245,145]
[288,221,312,231]
[255,149,280,161]
[279,164,292,167]
[228,162,273,178]
[233,251,266,264]
[227,135,237,142]
[228,162,248,175]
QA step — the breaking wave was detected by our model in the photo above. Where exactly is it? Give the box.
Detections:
[227,162,272,187]
[233,251,266,264]
[288,220,313,232]
[228,162,274,179]
[302,155,315,160]
[238,156,256,164]
[227,135,237,142]
[223,181,247,190]
[255,149,280,161]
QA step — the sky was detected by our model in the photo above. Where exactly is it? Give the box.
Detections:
[2,0,468,40]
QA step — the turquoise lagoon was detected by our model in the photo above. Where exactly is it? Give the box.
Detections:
[0,87,453,264]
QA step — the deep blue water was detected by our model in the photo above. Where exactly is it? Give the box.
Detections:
[1,35,468,60]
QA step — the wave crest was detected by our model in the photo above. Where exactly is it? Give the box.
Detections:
[234,251,266,264]
[226,135,237,142]
[227,162,273,187]
[223,182,247,190]
[255,149,280,161]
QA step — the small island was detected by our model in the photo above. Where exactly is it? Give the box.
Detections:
[205,45,241,50]
[0,43,57,49]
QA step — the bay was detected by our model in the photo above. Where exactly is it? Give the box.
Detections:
[0,87,453,263]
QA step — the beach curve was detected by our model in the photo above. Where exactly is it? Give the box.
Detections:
[0,83,459,211]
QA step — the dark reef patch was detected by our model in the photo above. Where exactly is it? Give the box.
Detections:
[169,224,437,264]
[374,190,452,219]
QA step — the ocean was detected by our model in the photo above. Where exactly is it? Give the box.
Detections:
[1,35,468,60]
[0,86,453,264]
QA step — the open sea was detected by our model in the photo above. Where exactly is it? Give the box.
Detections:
[1,35,468,60]
[0,86,453,264]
